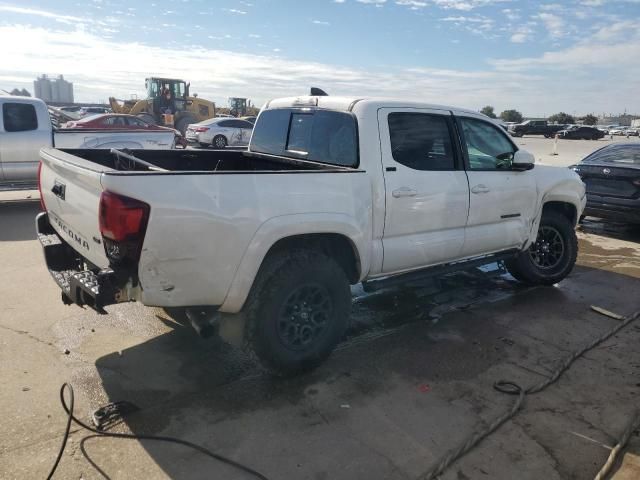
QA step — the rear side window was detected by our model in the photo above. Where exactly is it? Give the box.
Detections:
[3,103,38,132]
[251,108,358,167]
[388,113,456,170]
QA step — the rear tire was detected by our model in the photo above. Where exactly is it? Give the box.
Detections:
[244,250,351,376]
[506,211,578,285]
[212,135,228,149]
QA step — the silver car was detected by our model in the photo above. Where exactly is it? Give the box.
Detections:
[186,118,254,148]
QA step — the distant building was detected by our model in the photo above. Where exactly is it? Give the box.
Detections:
[9,88,31,96]
[597,114,640,127]
[34,74,74,103]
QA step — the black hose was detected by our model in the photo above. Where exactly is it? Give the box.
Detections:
[46,383,270,480]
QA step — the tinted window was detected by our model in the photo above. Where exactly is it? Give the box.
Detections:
[105,116,127,127]
[228,119,253,129]
[3,103,38,132]
[459,117,515,170]
[388,113,455,171]
[287,114,313,152]
[252,108,358,167]
[126,118,148,127]
[218,120,234,127]
[584,145,640,165]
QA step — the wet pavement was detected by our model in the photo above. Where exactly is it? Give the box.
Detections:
[1,199,639,480]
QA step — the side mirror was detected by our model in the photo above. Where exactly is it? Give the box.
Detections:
[512,149,535,171]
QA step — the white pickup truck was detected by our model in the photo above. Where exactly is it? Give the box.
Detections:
[0,95,177,189]
[37,95,586,375]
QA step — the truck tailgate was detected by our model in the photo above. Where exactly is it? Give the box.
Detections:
[39,147,110,268]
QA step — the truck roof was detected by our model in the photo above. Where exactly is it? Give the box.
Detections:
[265,96,485,118]
[0,95,47,107]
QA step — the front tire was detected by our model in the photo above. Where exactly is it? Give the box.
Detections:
[212,135,228,149]
[506,211,578,285]
[244,250,351,376]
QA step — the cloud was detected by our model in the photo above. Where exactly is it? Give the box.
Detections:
[0,5,84,24]
[430,0,511,11]
[222,8,247,14]
[509,24,533,43]
[1,16,639,116]
[312,20,331,25]
[356,0,387,4]
[395,0,428,8]
[535,12,566,39]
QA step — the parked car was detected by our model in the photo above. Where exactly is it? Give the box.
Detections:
[570,143,640,223]
[36,95,585,375]
[65,113,171,130]
[185,117,254,148]
[79,106,111,117]
[557,125,605,140]
[509,120,565,138]
[64,114,188,147]
[0,95,178,189]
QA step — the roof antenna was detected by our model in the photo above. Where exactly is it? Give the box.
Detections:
[310,87,328,96]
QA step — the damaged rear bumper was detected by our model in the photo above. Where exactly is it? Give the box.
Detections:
[36,212,123,313]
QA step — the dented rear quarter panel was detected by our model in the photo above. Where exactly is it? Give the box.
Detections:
[100,170,372,310]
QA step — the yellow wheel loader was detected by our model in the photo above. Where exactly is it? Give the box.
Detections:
[109,77,215,134]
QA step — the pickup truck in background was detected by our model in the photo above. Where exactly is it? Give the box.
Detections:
[509,120,566,138]
[0,95,178,189]
[37,95,586,375]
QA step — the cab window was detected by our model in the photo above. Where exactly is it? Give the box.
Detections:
[3,103,38,132]
[459,117,516,170]
[388,113,456,170]
[251,108,358,167]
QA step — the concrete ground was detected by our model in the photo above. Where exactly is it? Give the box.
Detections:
[1,137,639,480]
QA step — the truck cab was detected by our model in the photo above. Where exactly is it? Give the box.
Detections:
[0,95,51,188]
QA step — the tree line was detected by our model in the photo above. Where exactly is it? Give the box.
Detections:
[480,106,598,125]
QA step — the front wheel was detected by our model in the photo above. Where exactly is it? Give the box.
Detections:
[506,211,578,285]
[244,250,351,376]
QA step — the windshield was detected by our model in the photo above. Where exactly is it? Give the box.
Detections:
[583,145,640,165]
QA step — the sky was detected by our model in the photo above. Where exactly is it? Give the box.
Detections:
[0,0,639,117]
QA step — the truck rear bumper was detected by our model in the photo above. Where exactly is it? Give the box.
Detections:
[36,212,119,313]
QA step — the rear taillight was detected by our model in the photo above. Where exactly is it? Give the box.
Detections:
[99,191,150,265]
[194,127,209,132]
[37,161,46,211]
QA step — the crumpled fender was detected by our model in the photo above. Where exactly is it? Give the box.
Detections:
[219,212,370,313]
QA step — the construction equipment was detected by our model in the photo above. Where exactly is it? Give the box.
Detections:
[109,77,215,134]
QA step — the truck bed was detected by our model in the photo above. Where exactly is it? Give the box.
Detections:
[56,148,354,173]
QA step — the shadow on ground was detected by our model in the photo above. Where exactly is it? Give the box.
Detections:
[91,259,640,480]
[580,217,640,244]
[0,201,40,242]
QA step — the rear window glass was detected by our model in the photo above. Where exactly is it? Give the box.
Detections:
[251,108,358,167]
[584,145,640,165]
[3,102,38,132]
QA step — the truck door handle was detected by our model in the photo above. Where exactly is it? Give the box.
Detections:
[392,187,417,198]
[471,184,490,194]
